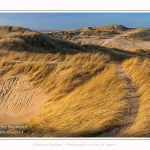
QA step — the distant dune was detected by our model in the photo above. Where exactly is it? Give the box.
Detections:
[0,26,83,54]
[44,24,150,52]
[0,25,150,137]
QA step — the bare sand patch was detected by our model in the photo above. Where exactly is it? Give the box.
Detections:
[0,75,47,125]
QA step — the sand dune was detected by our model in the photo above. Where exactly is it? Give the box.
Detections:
[45,24,150,52]
[101,36,150,52]
[0,25,150,137]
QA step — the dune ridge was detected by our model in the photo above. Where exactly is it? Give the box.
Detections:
[0,25,150,137]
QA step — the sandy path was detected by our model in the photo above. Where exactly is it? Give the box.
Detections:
[115,64,139,135]
[98,64,139,137]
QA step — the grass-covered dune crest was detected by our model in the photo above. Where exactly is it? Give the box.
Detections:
[0,25,150,137]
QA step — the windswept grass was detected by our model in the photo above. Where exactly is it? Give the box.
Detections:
[121,57,150,137]
[25,64,128,137]
[10,52,109,101]
[1,25,150,137]
[0,48,129,137]
[0,25,83,54]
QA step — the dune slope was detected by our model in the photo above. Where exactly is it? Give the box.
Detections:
[0,25,150,137]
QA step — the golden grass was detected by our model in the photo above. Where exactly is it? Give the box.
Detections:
[0,26,83,54]
[1,25,150,137]
[121,57,150,137]
[26,64,127,137]
[10,52,109,100]
[0,48,128,137]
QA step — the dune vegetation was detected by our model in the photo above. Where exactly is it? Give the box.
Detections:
[120,58,150,137]
[0,25,150,137]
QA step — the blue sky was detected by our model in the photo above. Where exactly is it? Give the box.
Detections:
[0,12,150,31]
